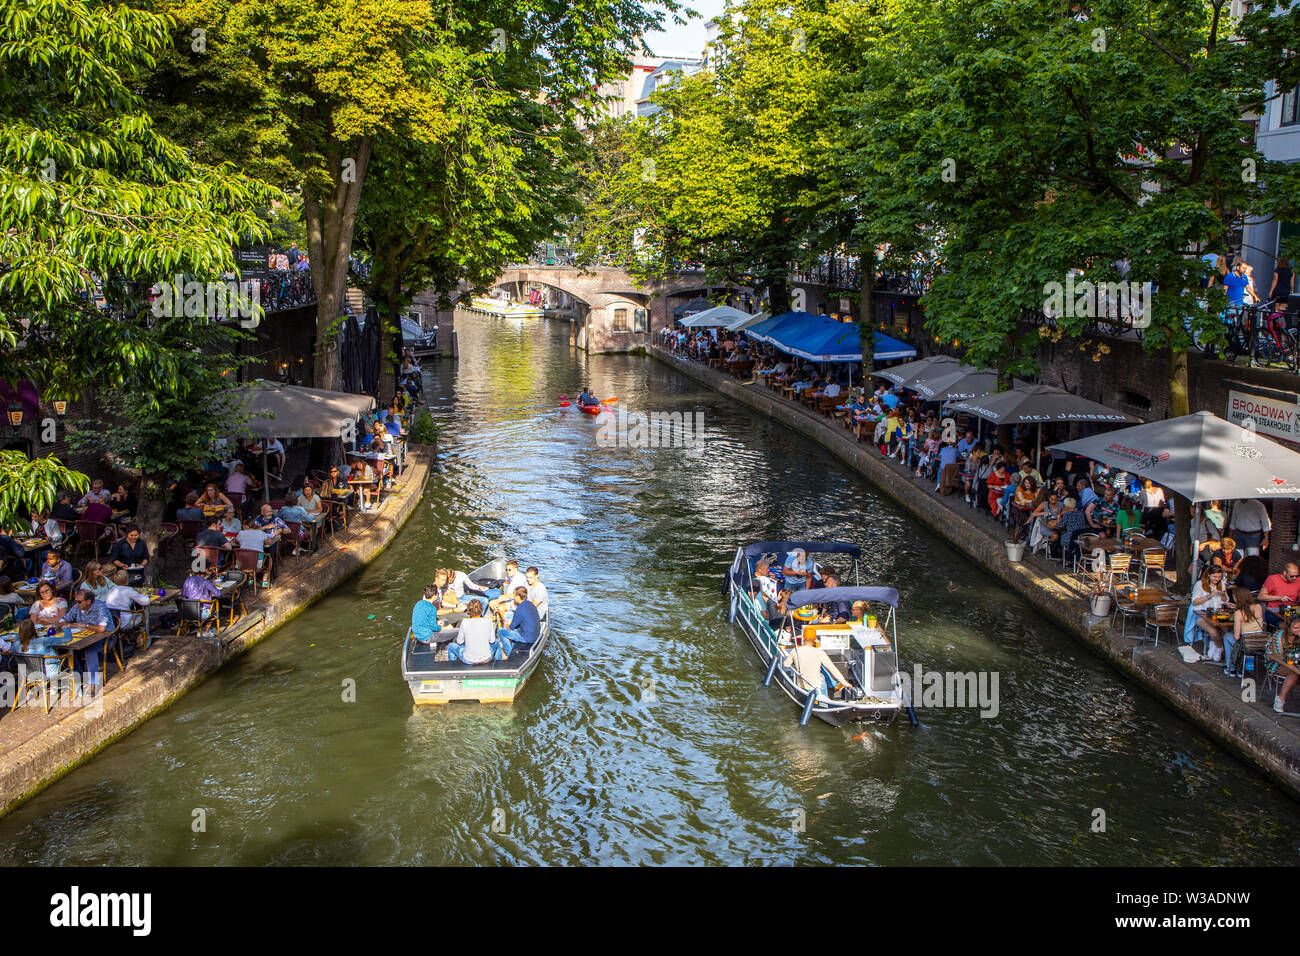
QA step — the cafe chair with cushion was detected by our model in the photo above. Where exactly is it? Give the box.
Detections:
[233,547,272,591]
[1143,603,1181,648]
[1110,585,1145,639]
[12,649,73,714]
[176,519,204,551]
[1139,548,1167,588]
[175,597,218,639]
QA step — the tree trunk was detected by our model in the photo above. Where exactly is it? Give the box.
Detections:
[858,241,875,381]
[304,136,373,393]
[767,269,791,316]
[138,473,167,579]
[379,308,399,406]
[1168,346,1192,591]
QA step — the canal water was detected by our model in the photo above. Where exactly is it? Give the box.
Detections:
[2,314,1298,865]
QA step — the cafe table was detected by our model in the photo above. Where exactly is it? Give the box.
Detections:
[142,587,181,637]
[1133,587,1187,607]
[1124,535,1166,554]
[53,624,117,691]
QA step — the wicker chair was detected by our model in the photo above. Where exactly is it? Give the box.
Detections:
[11,648,73,713]
[175,597,217,638]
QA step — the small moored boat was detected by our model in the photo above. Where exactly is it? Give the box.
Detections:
[727,542,906,726]
[401,557,551,705]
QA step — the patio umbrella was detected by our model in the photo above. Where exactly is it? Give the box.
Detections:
[1048,410,1300,503]
[673,296,713,319]
[908,367,1001,402]
[953,383,1139,468]
[872,355,959,388]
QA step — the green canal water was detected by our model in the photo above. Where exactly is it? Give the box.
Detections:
[1,314,1298,865]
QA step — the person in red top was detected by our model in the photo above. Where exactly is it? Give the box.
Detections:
[1259,562,1300,629]
[986,462,1012,519]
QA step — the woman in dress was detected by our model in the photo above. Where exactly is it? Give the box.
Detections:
[1187,567,1231,659]
[28,581,66,627]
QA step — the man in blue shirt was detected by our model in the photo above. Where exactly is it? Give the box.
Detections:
[935,442,960,493]
[60,587,114,688]
[1223,261,1250,306]
[957,430,976,459]
[496,587,541,657]
[881,388,900,410]
[578,388,598,407]
[1075,477,1099,512]
[411,583,442,644]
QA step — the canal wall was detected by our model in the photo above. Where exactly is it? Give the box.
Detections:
[0,448,433,818]
[649,346,1300,800]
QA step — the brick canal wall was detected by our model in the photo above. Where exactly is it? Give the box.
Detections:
[0,448,433,818]
[649,346,1300,800]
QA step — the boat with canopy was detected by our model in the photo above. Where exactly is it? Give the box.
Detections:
[726,542,906,726]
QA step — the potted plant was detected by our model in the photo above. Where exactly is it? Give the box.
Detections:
[1089,581,1112,618]
[1005,521,1026,562]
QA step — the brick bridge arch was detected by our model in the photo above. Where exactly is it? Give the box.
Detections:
[492,265,754,353]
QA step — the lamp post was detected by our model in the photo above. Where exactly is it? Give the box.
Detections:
[52,400,67,416]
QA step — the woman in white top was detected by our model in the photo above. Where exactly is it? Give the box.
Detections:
[446,600,498,665]
[29,511,63,545]
[1187,567,1230,656]
[28,581,66,626]
[104,571,152,641]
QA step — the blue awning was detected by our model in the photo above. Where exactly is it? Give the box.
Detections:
[788,586,900,609]
[742,541,863,560]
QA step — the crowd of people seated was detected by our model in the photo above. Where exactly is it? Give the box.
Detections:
[409,561,548,665]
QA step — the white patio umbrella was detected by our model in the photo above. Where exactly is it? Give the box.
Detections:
[1048,410,1300,503]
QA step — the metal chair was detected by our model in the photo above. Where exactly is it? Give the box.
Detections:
[175,598,217,638]
[1105,552,1134,590]
[1110,585,1145,639]
[1143,603,1181,648]
[1072,535,1099,580]
[217,570,247,626]
[1139,548,1166,588]
[11,649,73,713]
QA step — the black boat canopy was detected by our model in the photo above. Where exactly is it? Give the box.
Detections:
[788,586,899,609]
[742,541,862,560]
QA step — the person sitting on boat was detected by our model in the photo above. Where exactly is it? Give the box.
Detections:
[578,388,599,408]
[766,588,793,634]
[446,600,501,664]
[411,583,443,645]
[782,549,819,589]
[849,600,869,624]
[783,643,858,701]
[439,566,487,603]
[820,572,853,622]
[503,559,527,594]
[525,566,548,619]
[753,559,779,602]
[496,587,541,658]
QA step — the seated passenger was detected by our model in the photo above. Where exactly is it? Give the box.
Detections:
[782,549,819,589]
[578,388,599,407]
[411,583,442,644]
[497,587,541,657]
[447,599,502,664]
[753,559,778,602]
[819,572,852,622]
[503,559,527,594]
[849,600,869,624]
[783,643,857,700]
[525,566,548,619]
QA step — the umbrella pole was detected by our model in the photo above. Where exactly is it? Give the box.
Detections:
[1036,423,1042,474]
[263,449,269,505]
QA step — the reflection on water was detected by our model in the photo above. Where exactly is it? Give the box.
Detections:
[0,313,1297,865]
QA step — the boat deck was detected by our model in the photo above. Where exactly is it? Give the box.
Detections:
[405,638,536,675]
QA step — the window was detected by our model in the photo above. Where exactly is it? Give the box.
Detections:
[612,308,629,332]
[1121,390,1152,412]
[1282,83,1300,128]
[633,308,648,333]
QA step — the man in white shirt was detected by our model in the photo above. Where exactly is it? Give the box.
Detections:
[265,437,286,476]
[77,480,112,510]
[105,573,152,637]
[1228,498,1271,556]
[525,566,549,618]
[503,559,527,594]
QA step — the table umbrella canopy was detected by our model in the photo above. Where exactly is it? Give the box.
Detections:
[672,296,713,318]
[872,354,959,387]
[679,306,768,330]
[908,366,1001,402]
[229,381,377,438]
[781,319,915,363]
[1048,410,1300,503]
[949,384,1137,425]
[746,310,821,345]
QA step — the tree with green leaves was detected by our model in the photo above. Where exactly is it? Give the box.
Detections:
[0,0,275,529]
[152,0,680,391]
